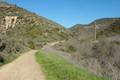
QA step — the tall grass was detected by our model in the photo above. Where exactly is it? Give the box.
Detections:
[36,50,107,80]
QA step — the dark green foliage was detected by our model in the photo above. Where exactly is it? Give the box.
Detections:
[67,45,76,52]
[0,43,6,52]
[0,54,4,63]
[28,41,35,49]
[109,19,120,33]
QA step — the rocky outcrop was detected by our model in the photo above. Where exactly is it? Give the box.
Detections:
[0,16,17,32]
[5,16,17,29]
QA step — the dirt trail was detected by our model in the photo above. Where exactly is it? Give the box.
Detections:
[0,41,63,80]
[0,50,45,80]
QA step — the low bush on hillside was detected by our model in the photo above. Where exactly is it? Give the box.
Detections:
[0,33,28,65]
[67,45,77,53]
[55,39,120,80]
[0,23,67,66]
[28,41,36,49]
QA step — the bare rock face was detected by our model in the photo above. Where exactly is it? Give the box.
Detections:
[5,16,17,29]
[0,16,17,32]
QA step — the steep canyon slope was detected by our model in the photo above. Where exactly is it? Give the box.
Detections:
[0,2,68,65]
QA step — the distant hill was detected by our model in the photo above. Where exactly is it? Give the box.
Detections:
[70,18,120,39]
[0,2,68,65]
[72,18,120,29]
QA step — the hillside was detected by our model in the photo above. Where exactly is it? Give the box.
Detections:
[54,18,120,80]
[0,2,120,80]
[0,2,68,65]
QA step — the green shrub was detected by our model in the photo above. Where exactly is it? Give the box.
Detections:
[0,33,27,65]
[28,41,35,49]
[67,45,76,52]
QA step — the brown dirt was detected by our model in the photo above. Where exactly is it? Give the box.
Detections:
[0,50,45,80]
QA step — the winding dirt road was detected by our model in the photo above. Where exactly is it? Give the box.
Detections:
[0,41,62,80]
[0,50,45,80]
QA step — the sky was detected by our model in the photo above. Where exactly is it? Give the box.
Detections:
[6,0,120,28]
